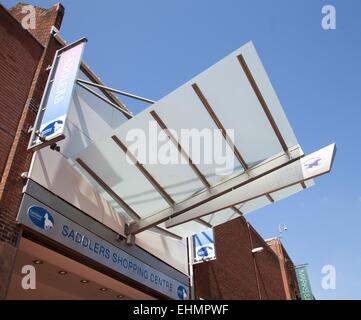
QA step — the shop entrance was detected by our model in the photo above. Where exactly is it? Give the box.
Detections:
[6,237,155,300]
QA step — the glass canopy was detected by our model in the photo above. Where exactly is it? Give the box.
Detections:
[64,41,313,239]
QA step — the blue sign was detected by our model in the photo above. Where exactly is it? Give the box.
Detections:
[19,198,189,300]
[177,285,188,300]
[197,245,214,257]
[28,206,54,231]
[29,38,87,150]
[193,229,215,262]
[41,120,64,137]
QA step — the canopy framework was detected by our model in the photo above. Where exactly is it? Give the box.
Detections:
[126,146,305,235]
[67,41,334,240]
[165,143,335,228]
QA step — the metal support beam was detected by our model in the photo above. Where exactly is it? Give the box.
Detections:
[165,143,336,228]
[150,110,239,228]
[265,193,274,203]
[76,158,183,241]
[77,78,155,104]
[194,218,213,229]
[77,81,133,118]
[126,145,304,235]
[76,158,141,221]
[150,110,211,189]
[237,54,288,153]
[191,83,249,171]
[152,226,182,240]
[111,135,175,208]
[230,206,244,216]
[126,234,136,245]
[150,110,219,228]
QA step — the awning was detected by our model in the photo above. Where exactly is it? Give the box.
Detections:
[63,41,334,239]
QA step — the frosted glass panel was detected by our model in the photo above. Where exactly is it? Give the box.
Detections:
[202,208,239,226]
[75,138,169,218]
[165,221,205,238]
[242,196,271,214]
[66,41,305,237]
[239,43,298,148]
[105,111,208,204]
[195,47,283,166]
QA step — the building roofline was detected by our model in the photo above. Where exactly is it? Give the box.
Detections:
[264,236,280,242]
[0,3,43,48]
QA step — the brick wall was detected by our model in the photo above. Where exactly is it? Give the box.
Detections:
[0,6,42,183]
[9,3,64,46]
[193,217,288,300]
[0,2,64,299]
[267,238,301,300]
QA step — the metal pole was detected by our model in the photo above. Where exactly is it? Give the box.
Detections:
[77,78,156,104]
[187,236,196,300]
[76,81,133,118]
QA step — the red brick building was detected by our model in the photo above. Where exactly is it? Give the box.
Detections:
[0,2,64,299]
[193,217,300,300]
[266,237,301,300]
[0,2,301,300]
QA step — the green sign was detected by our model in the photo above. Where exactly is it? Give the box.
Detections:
[295,265,315,300]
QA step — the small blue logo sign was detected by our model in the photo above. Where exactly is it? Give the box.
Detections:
[197,245,214,258]
[28,206,54,231]
[41,120,63,137]
[304,157,322,170]
[177,285,187,300]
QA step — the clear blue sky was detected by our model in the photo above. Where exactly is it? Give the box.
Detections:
[4,0,361,299]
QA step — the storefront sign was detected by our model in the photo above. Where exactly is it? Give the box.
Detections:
[28,38,86,150]
[18,195,189,300]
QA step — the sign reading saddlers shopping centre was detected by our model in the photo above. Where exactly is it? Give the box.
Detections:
[18,195,189,300]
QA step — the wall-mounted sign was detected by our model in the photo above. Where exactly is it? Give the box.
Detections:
[28,38,87,150]
[295,265,315,300]
[28,206,55,230]
[17,194,189,300]
[192,229,215,263]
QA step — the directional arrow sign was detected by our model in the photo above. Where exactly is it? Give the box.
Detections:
[165,144,336,229]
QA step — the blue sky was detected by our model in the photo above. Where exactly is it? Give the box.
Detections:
[3,0,361,299]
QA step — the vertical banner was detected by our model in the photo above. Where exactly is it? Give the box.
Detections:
[28,38,87,150]
[295,265,315,300]
[192,229,215,263]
